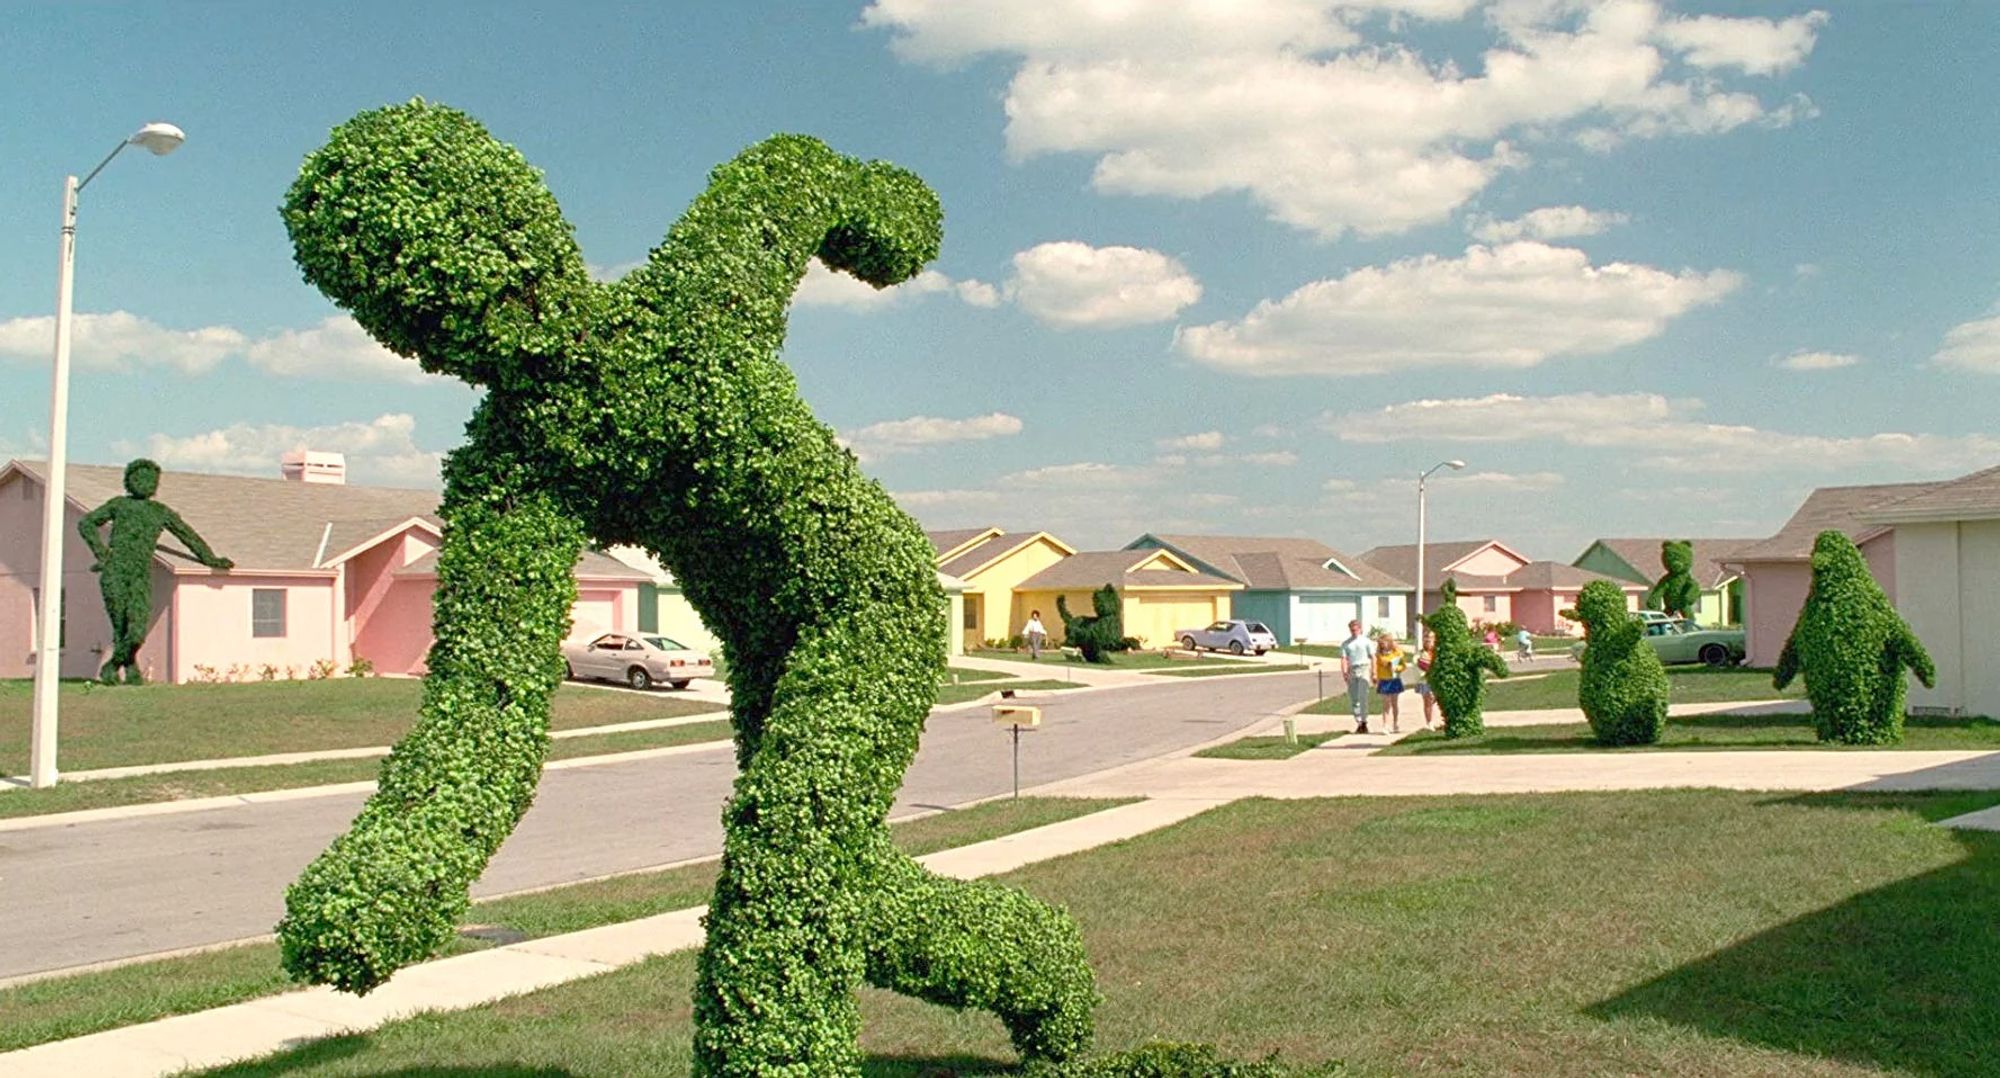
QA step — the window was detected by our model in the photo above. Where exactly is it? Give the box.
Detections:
[962,602,978,631]
[1482,595,1497,613]
[1375,596,1390,618]
[251,589,287,638]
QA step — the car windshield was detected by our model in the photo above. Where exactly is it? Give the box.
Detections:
[643,636,686,651]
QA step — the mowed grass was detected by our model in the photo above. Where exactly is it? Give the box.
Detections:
[967,649,1253,671]
[1381,712,2000,755]
[1475,665,1804,712]
[934,680,1086,706]
[0,719,737,821]
[1194,731,1344,759]
[195,789,2000,1077]
[0,678,722,774]
[1144,664,1304,679]
[0,796,1131,1053]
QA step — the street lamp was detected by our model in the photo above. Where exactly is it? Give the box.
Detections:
[1410,459,1466,643]
[28,122,186,789]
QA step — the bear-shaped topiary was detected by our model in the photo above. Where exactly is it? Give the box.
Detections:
[1057,584,1128,663]
[1564,579,1670,745]
[1645,539,1702,620]
[1422,578,1509,738]
[1775,530,1935,745]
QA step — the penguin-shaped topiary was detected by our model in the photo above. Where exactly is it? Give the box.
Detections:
[1645,539,1702,620]
[1564,579,1671,745]
[1422,578,1509,738]
[1775,530,1935,744]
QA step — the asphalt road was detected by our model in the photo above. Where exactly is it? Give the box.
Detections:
[0,672,1317,979]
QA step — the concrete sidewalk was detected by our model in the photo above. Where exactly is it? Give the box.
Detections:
[0,797,1223,1078]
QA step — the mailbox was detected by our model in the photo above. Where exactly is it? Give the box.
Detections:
[992,704,1041,728]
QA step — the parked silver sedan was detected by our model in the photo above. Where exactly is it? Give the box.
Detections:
[563,632,714,690]
[1176,619,1280,656]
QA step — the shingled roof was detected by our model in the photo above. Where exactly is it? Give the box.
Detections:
[1358,540,1528,591]
[1015,550,1241,591]
[1726,481,1939,563]
[925,527,999,559]
[396,548,651,582]
[1138,533,1411,590]
[1576,538,1761,589]
[1504,560,1644,591]
[1861,463,2000,523]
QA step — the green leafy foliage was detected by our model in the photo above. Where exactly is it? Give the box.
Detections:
[1774,530,1935,745]
[1057,585,1129,663]
[1645,540,1702,619]
[77,458,232,684]
[1564,580,1670,745]
[273,100,1094,1071]
[1422,579,1509,738]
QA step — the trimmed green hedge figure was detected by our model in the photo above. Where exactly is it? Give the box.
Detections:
[272,101,1094,1073]
[1564,579,1670,745]
[1422,579,1508,738]
[1646,539,1701,620]
[1775,530,1935,745]
[77,458,231,684]
[1057,584,1126,663]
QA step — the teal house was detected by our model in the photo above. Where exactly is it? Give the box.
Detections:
[1124,533,1414,643]
[1570,537,1757,626]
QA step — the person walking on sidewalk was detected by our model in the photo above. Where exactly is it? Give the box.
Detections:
[1339,619,1377,734]
[1025,610,1048,660]
[1373,630,1407,733]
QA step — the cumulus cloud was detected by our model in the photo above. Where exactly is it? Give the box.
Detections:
[0,311,246,374]
[245,316,427,382]
[1931,315,2000,373]
[1775,349,1860,372]
[1176,241,1739,376]
[126,413,446,487]
[1467,205,1629,242]
[1158,431,1226,451]
[793,258,1001,311]
[842,411,1023,461]
[1004,242,1202,328]
[1326,391,2000,472]
[864,0,1826,238]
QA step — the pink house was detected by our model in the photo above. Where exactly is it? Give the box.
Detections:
[1359,539,1642,635]
[0,458,648,684]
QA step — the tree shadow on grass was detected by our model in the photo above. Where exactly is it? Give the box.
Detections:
[1587,789,2000,1076]
[200,1031,578,1078]
[861,1052,1018,1077]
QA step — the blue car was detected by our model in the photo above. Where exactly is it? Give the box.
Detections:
[1177,619,1279,656]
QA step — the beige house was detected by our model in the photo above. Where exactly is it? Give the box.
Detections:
[1011,547,1243,649]
[1859,464,2000,717]
[930,528,1077,650]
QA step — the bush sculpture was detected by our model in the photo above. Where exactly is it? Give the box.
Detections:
[1564,579,1670,745]
[1056,584,1127,663]
[1646,539,1702,620]
[1775,530,1935,745]
[1422,579,1508,738]
[77,458,232,684]
[272,101,1095,1073]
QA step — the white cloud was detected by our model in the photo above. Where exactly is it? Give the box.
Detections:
[0,311,246,374]
[999,461,1165,489]
[1155,449,1300,468]
[1326,391,2000,472]
[793,258,1000,311]
[586,259,646,282]
[126,413,445,487]
[1467,205,1628,242]
[1775,349,1860,372]
[1005,242,1201,328]
[842,411,1023,461]
[892,488,1003,508]
[245,316,427,383]
[1932,315,2000,373]
[1177,241,1739,376]
[1436,469,1565,491]
[1159,431,1226,451]
[865,0,1825,238]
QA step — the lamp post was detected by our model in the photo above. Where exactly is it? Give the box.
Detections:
[1410,459,1466,644]
[28,122,185,789]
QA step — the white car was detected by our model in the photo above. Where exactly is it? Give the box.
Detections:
[563,632,713,690]
[1176,619,1280,656]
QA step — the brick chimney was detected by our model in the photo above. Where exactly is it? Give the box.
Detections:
[281,450,347,485]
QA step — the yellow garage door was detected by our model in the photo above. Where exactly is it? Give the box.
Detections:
[1125,594,1222,649]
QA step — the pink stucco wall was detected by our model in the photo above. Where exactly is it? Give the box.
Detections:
[343,528,441,676]
[1,470,135,679]
[1512,588,1641,635]
[1453,546,1529,576]
[1740,532,1896,666]
[169,574,341,682]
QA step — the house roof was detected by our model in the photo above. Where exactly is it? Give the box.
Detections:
[7,459,441,573]
[1504,560,1645,591]
[1726,481,1939,563]
[1137,533,1412,591]
[1861,463,2000,523]
[1014,550,1241,592]
[925,527,1000,560]
[1358,540,1529,591]
[936,530,1075,578]
[1576,538,1760,589]
[396,548,652,582]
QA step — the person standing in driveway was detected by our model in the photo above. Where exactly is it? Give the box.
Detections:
[1339,619,1377,734]
[1024,610,1048,660]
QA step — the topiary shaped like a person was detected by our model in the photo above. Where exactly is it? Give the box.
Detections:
[273,101,1095,1073]
[77,458,232,684]
[1646,539,1702,620]
[1775,530,1934,745]
[1421,579,1508,738]
[1563,579,1669,745]
[1056,584,1125,663]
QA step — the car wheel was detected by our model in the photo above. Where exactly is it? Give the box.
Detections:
[627,667,653,691]
[670,680,691,691]
[1699,644,1728,667]
[1229,640,1246,655]
[1181,636,1198,652]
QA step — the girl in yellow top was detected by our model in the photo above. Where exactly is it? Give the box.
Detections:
[1373,631,1407,733]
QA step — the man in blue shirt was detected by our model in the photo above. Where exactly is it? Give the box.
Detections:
[1338,619,1377,734]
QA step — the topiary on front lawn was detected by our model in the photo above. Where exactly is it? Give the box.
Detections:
[1422,579,1508,738]
[1645,539,1702,620]
[77,458,233,684]
[1774,529,1935,745]
[1564,579,1670,745]
[1026,1041,1344,1076]
[1058,584,1128,663]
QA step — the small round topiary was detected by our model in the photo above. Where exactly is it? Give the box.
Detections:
[1645,539,1702,620]
[1564,579,1670,745]
[1422,579,1509,738]
[1775,530,1935,745]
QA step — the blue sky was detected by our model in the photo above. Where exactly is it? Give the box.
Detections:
[4,1,1998,559]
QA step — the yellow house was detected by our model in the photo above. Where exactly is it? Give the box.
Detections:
[1013,548,1243,649]
[931,528,1078,650]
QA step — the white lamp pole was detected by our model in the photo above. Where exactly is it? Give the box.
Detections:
[28,122,185,789]
[1411,459,1466,643]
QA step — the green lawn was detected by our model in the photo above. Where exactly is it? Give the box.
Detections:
[1474,665,1805,712]
[0,796,1131,1054]
[0,678,722,774]
[1194,731,1344,759]
[944,666,1013,684]
[195,789,2000,1076]
[1380,712,2000,755]
[1144,664,1304,679]
[968,649,1254,671]
[934,680,1085,706]
[0,720,736,821]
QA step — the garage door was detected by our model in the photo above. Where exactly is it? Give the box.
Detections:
[570,589,621,638]
[1126,595,1219,649]
[1294,595,1359,643]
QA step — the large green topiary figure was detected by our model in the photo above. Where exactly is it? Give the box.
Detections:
[1564,579,1670,745]
[1421,579,1508,738]
[1056,584,1126,663]
[273,101,1095,1073]
[1774,530,1935,745]
[1645,539,1702,620]
[77,458,232,684]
